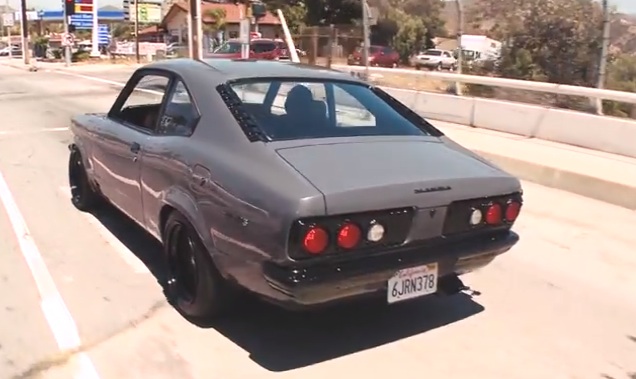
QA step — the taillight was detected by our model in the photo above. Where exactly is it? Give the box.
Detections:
[505,201,521,222]
[337,223,362,249]
[302,226,329,255]
[485,203,502,225]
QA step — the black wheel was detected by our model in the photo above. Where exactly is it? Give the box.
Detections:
[415,64,422,70]
[163,211,233,319]
[68,148,102,212]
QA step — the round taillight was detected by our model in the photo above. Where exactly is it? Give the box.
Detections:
[469,208,483,225]
[337,223,362,249]
[367,223,385,242]
[302,226,329,255]
[505,201,521,222]
[485,203,502,225]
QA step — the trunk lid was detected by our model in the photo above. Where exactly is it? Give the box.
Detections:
[275,140,520,215]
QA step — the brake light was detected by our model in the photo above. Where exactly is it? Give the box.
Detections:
[485,203,502,225]
[302,226,329,254]
[505,201,521,222]
[337,223,362,249]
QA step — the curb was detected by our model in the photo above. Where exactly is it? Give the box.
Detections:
[476,150,636,210]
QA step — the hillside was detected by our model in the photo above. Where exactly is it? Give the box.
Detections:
[440,1,636,54]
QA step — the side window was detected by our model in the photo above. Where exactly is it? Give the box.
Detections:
[157,80,199,136]
[332,86,376,127]
[443,52,451,58]
[252,42,276,53]
[383,47,392,55]
[115,74,169,131]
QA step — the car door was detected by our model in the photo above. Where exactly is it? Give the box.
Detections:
[95,71,171,225]
[443,51,455,68]
[139,78,201,239]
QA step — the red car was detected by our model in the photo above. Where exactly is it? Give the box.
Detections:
[209,38,289,60]
[347,45,400,68]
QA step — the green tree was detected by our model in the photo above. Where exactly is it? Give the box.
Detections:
[203,7,226,34]
[469,0,604,86]
[262,0,307,33]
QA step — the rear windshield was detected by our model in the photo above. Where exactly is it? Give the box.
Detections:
[423,50,442,56]
[223,79,435,141]
[213,41,241,54]
[355,46,382,54]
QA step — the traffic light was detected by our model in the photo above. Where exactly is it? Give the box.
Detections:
[65,0,75,16]
[251,1,266,19]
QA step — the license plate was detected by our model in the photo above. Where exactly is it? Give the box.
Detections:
[387,263,438,304]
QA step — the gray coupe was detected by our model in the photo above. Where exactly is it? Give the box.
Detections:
[67,58,523,318]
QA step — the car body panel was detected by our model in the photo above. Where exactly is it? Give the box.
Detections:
[412,49,457,70]
[69,58,523,309]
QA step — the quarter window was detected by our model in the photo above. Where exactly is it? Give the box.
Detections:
[157,80,199,136]
[115,74,169,131]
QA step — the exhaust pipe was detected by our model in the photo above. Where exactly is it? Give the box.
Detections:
[436,274,480,296]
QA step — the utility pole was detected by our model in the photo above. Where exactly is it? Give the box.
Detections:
[189,0,202,60]
[5,0,12,59]
[89,0,99,57]
[134,0,139,63]
[19,0,29,65]
[62,9,71,66]
[455,0,463,95]
[361,0,371,80]
[239,1,249,59]
[595,0,610,115]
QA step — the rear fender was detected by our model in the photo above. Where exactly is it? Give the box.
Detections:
[159,186,219,259]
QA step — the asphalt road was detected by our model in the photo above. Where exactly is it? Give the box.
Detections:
[0,64,635,379]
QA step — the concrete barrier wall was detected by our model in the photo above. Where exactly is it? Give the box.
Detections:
[383,87,636,159]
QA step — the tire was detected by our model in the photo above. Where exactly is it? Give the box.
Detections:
[163,211,234,319]
[415,64,422,70]
[68,148,102,212]
[436,63,442,71]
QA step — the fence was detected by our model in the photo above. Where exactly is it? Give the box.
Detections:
[291,25,362,66]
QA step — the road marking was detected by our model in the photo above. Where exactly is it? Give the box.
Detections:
[54,70,127,88]
[58,186,151,274]
[0,171,101,379]
[0,127,69,136]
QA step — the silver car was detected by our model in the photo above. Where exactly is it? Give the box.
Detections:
[68,58,523,319]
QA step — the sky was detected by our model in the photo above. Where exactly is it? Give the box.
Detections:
[4,0,636,14]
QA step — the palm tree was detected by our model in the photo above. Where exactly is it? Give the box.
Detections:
[203,8,226,35]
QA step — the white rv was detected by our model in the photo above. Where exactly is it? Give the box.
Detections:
[460,34,502,62]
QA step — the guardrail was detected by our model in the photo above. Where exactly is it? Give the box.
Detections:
[325,64,636,160]
[332,64,636,105]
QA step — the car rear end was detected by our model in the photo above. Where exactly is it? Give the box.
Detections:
[214,76,523,310]
[264,140,523,308]
[412,49,444,69]
[347,45,382,65]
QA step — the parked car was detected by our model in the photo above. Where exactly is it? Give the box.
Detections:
[411,49,457,71]
[347,45,400,68]
[0,45,23,57]
[208,38,289,60]
[68,58,523,318]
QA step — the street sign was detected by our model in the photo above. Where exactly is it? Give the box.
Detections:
[1,13,14,27]
[62,33,75,47]
[70,13,93,30]
[98,24,110,45]
[74,0,94,14]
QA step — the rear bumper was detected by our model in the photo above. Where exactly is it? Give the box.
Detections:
[260,231,519,309]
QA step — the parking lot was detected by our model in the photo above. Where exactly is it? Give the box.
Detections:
[0,63,635,379]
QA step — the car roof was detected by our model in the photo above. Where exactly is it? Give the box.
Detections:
[142,58,366,87]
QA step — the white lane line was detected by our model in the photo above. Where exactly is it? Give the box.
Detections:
[0,127,70,136]
[54,70,127,88]
[0,171,101,379]
[58,186,151,275]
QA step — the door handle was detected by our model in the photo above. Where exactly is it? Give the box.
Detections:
[130,142,141,153]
